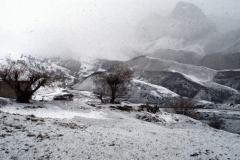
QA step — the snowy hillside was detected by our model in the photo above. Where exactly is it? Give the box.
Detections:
[1,54,238,104]
[0,54,240,160]
[0,98,240,160]
[123,79,178,104]
[0,55,105,87]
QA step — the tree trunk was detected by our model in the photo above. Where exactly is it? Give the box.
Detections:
[97,93,104,104]
[110,90,116,104]
[16,91,32,103]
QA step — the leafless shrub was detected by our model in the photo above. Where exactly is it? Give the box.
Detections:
[208,113,224,129]
[135,112,165,123]
[0,99,8,106]
[138,104,159,113]
[109,105,133,112]
[165,97,196,118]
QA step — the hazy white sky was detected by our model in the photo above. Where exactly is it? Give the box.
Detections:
[0,0,240,60]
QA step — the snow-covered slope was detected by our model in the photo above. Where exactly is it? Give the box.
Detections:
[125,79,178,104]
[126,56,217,82]
[73,74,96,91]
[0,55,105,87]
[0,99,239,160]
[132,79,178,97]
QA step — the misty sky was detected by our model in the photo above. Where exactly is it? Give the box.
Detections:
[1,0,240,60]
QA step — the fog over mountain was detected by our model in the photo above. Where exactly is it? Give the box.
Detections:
[134,2,240,69]
[139,2,217,42]
[138,1,240,53]
[1,0,240,60]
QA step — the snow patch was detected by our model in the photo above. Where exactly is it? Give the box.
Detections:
[133,79,178,97]
[144,37,184,53]
[0,104,107,119]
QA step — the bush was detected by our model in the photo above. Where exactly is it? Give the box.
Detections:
[0,98,8,106]
[136,112,162,123]
[53,94,74,101]
[138,104,159,113]
[109,105,133,112]
[165,97,196,118]
[208,113,224,129]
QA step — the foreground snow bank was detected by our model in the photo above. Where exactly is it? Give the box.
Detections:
[0,100,240,160]
[0,102,107,120]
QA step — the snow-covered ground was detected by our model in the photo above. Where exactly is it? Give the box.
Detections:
[0,102,107,120]
[0,96,240,160]
[33,86,64,101]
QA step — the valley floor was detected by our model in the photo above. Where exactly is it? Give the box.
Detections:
[0,98,240,160]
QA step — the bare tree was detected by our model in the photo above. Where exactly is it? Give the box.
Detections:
[0,60,52,103]
[93,76,109,103]
[93,64,133,104]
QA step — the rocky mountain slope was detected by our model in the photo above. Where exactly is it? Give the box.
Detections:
[213,70,240,92]
[125,56,239,103]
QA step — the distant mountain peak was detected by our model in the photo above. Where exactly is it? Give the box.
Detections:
[170,1,207,21]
